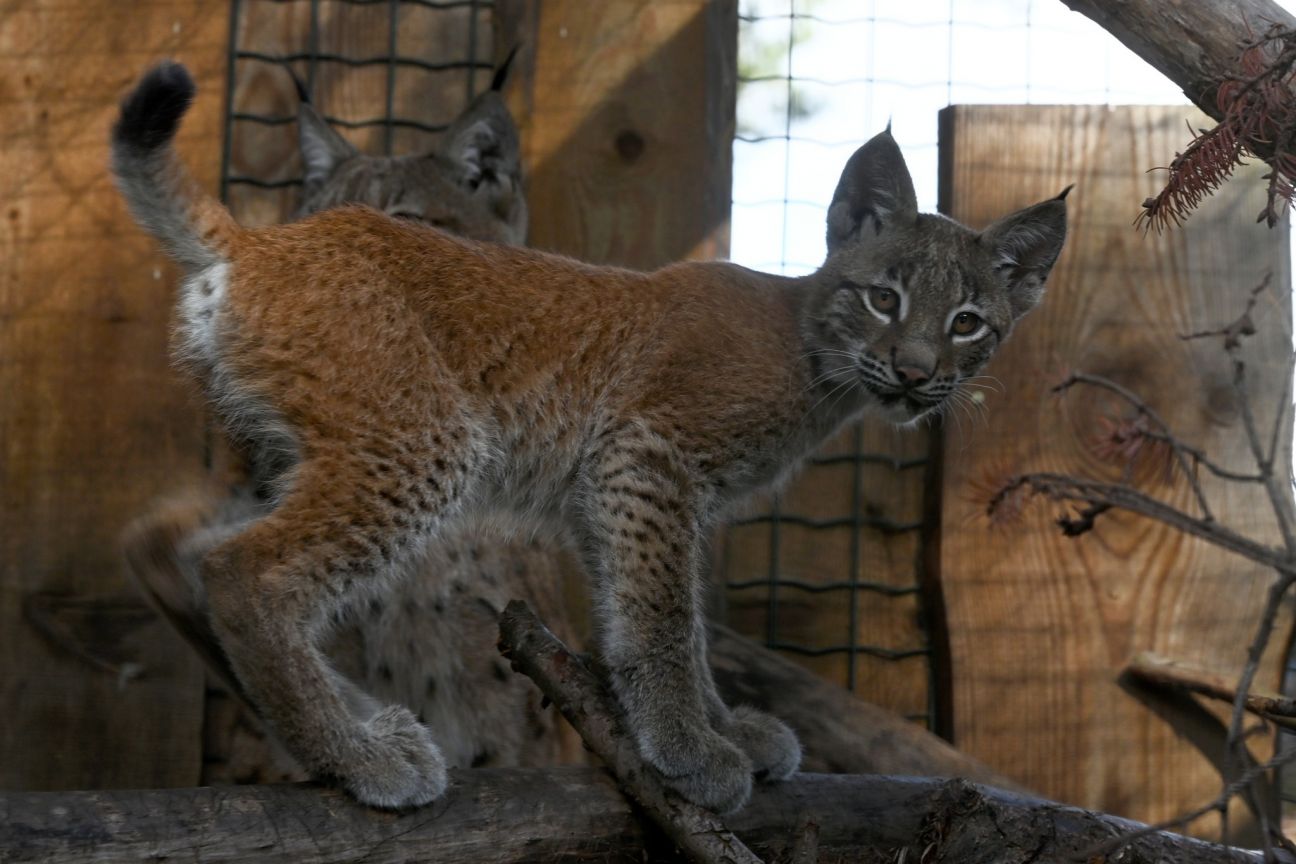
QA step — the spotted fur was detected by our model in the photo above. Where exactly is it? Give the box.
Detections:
[113,61,1067,813]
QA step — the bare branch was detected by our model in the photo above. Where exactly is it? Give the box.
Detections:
[988,472,1293,574]
[497,600,765,864]
[1126,651,1296,728]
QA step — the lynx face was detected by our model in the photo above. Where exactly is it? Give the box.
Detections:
[297,89,525,244]
[805,134,1067,426]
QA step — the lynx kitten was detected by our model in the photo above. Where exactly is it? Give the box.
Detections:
[112,61,1067,812]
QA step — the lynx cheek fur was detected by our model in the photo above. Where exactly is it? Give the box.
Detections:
[111,62,1067,813]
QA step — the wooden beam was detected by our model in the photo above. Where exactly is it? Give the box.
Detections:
[0,0,225,791]
[937,104,1292,841]
[496,0,736,267]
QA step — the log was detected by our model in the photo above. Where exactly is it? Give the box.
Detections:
[2,771,1286,864]
[708,623,1023,790]
[1060,0,1296,123]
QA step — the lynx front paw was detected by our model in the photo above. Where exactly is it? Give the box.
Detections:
[342,705,447,809]
[723,705,801,782]
[651,731,753,814]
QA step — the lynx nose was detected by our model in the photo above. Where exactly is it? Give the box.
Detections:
[894,365,931,386]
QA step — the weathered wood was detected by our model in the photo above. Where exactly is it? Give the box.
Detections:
[709,623,1020,789]
[499,601,763,864]
[1061,0,1296,124]
[1,772,1285,864]
[0,0,224,790]
[937,104,1292,839]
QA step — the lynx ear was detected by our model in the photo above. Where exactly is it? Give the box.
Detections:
[440,92,523,194]
[298,99,358,190]
[980,188,1070,319]
[826,129,919,253]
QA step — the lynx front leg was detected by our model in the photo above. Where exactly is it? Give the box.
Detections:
[692,618,801,782]
[202,459,455,809]
[580,439,753,813]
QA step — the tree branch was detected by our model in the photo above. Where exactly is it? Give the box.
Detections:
[497,599,765,864]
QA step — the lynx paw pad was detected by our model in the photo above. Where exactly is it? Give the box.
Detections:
[343,705,447,809]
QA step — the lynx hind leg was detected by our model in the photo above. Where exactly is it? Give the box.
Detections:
[581,431,752,813]
[203,449,473,810]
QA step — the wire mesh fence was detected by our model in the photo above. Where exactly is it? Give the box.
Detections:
[220,0,494,224]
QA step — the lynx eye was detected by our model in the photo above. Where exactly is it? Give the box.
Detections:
[951,311,983,337]
[867,285,899,316]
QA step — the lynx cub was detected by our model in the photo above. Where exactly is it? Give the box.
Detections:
[112,62,1067,813]
[124,61,580,776]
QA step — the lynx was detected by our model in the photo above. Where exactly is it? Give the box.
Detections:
[123,59,579,777]
[112,61,1067,813]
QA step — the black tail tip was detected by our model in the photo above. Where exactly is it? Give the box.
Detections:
[114,61,197,152]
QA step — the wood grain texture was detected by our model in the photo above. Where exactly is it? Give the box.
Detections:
[0,0,225,791]
[502,0,737,267]
[938,104,1293,838]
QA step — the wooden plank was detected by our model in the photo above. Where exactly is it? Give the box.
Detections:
[937,104,1293,836]
[0,0,226,789]
[499,0,737,267]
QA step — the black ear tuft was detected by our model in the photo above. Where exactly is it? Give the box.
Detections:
[113,61,196,154]
[1055,184,1075,201]
[491,45,521,92]
[825,128,918,253]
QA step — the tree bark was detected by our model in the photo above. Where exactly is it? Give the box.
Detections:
[709,623,1024,790]
[2,771,1287,864]
[1060,0,1296,122]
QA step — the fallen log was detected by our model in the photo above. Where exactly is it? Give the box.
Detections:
[2,770,1287,864]
[709,623,1022,789]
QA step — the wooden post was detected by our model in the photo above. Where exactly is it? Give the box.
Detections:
[496,0,737,268]
[937,104,1292,840]
[0,0,226,790]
